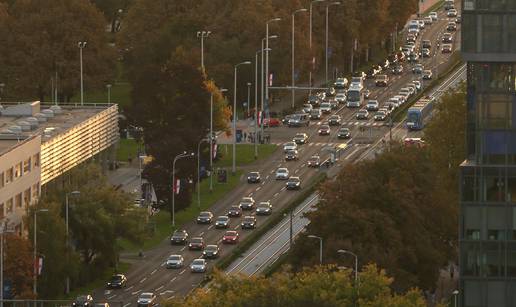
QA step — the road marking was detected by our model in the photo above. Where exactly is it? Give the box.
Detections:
[155,285,164,292]
[167,295,176,300]
[123,303,131,307]
[270,170,274,174]
[249,192,254,197]
[217,239,223,244]
[125,285,134,292]
[294,169,300,174]
[234,225,240,230]
[280,187,286,191]
[131,290,141,295]
[150,268,158,275]
[256,187,261,191]
[179,269,186,275]
[265,175,270,180]
[199,231,204,236]
[207,225,214,230]
[160,290,174,296]
[273,192,279,197]
[160,262,165,267]
[300,163,306,167]
[345,147,361,160]
[261,181,265,185]
[107,295,117,300]
[170,277,177,283]
[180,246,186,251]
[139,277,147,284]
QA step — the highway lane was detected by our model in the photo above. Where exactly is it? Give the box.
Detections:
[94,4,459,305]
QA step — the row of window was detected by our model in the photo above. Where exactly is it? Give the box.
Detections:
[462,175,516,202]
[464,0,516,11]
[463,205,516,241]
[462,13,516,54]
[462,280,516,307]
[0,182,39,219]
[0,153,40,189]
[467,63,516,94]
[462,242,516,278]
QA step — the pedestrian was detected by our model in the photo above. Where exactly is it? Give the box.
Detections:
[243,132,247,143]
[450,264,455,279]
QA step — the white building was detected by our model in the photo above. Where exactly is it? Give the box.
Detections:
[0,101,119,234]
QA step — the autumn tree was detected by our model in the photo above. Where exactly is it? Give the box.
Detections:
[168,264,433,307]
[289,145,456,292]
[3,0,116,101]
[4,234,33,298]
[91,0,132,33]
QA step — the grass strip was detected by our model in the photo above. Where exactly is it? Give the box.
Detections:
[116,138,141,162]
[215,144,278,167]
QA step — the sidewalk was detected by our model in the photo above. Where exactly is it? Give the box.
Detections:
[106,160,141,195]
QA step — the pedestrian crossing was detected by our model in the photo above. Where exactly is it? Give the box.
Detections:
[273,142,372,148]
[316,121,386,127]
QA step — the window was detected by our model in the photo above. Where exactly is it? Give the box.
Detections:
[462,243,481,276]
[33,153,40,168]
[465,207,482,240]
[0,203,3,219]
[5,198,13,214]
[464,281,482,307]
[483,176,504,202]
[0,172,3,189]
[14,162,22,178]
[5,168,13,184]
[15,193,22,208]
[482,15,504,53]
[23,189,31,208]
[462,176,478,201]
[463,14,477,53]
[487,207,505,240]
[487,281,506,306]
[483,243,502,277]
[32,182,40,200]
[508,243,516,277]
[23,158,31,174]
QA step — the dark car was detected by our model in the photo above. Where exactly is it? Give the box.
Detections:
[293,133,308,144]
[328,115,341,126]
[188,237,205,250]
[256,201,273,215]
[447,22,457,31]
[107,274,127,289]
[421,48,431,58]
[355,109,369,120]
[241,216,257,229]
[73,295,93,307]
[308,95,320,107]
[325,87,336,97]
[239,197,255,210]
[196,211,213,224]
[307,155,320,167]
[391,64,403,75]
[223,231,239,244]
[247,171,261,183]
[282,114,294,125]
[285,149,299,161]
[170,229,189,245]
[374,111,387,121]
[227,206,242,217]
[318,124,331,136]
[442,33,453,43]
[202,245,220,259]
[286,177,301,190]
[337,127,351,139]
[422,39,431,49]
[408,53,419,63]
[215,216,230,229]
[387,53,398,64]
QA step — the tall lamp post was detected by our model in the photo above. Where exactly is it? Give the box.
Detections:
[255,46,272,159]
[246,82,252,117]
[452,290,459,307]
[0,222,14,307]
[197,138,208,209]
[308,235,323,264]
[33,209,49,297]
[196,31,211,71]
[309,0,326,95]
[260,36,277,143]
[78,41,87,106]
[291,8,308,109]
[171,151,194,226]
[264,17,281,137]
[106,84,112,104]
[337,249,359,283]
[232,61,252,174]
[65,190,80,294]
[210,88,227,192]
[325,2,341,85]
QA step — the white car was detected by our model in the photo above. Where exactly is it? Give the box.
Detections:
[412,80,422,91]
[283,142,297,152]
[320,102,332,113]
[137,293,156,306]
[335,93,346,103]
[366,100,379,111]
[394,95,406,105]
[388,97,401,108]
[166,254,184,269]
[275,168,290,180]
[447,9,457,17]
[190,258,207,273]
[429,12,438,21]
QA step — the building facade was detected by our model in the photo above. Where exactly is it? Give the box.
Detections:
[460,1,516,306]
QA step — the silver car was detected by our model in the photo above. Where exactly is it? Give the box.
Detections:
[166,254,184,269]
[190,258,207,273]
[275,168,290,180]
[283,142,297,152]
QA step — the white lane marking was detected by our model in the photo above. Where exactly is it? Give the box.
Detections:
[180,246,186,251]
[123,303,131,307]
[199,231,204,237]
[170,277,177,283]
[261,181,266,185]
[256,187,261,191]
[179,269,186,275]
[131,290,141,295]
[155,285,164,292]
[234,225,240,230]
[280,187,286,191]
[345,147,361,160]
[125,285,134,292]
[107,295,117,300]
[160,290,174,296]
[300,163,306,167]
[249,192,254,197]
[294,169,300,174]
[273,192,279,197]
[168,295,176,300]
[217,239,223,244]
[160,262,166,267]
[270,170,274,174]
[139,277,147,284]
[265,175,270,180]
[151,268,157,275]
[207,225,214,230]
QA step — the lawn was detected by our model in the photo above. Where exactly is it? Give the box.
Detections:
[215,144,278,167]
[119,170,243,252]
[70,81,132,109]
[117,138,141,162]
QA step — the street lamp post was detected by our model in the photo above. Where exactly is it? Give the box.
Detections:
[65,190,80,294]
[264,18,281,137]
[210,88,227,192]
[325,2,341,85]
[260,36,277,143]
[232,61,251,174]
[78,42,87,106]
[452,290,459,307]
[337,249,359,283]
[196,31,211,71]
[246,82,252,117]
[107,84,112,104]
[33,209,49,297]
[309,0,326,95]
[171,151,194,226]
[291,8,308,109]
[197,138,208,209]
[307,235,323,264]
[0,222,14,307]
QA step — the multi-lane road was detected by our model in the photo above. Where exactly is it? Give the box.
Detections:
[94,3,462,305]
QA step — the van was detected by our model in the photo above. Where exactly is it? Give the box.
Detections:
[288,113,309,127]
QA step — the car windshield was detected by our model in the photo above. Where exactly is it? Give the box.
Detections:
[168,255,181,261]
[249,172,259,176]
[295,134,304,138]
[367,101,377,105]
[285,142,295,147]
[242,197,253,202]
[277,168,287,173]
[340,128,350,133]
[376,111,386,116]
[192,259,204,265]
[330,115,339,119]
[259,202,270,207]
[321,103,330,108]
[199,212,211,217]
[217,216,229,221]
[320,125,329,129]
[286,150,297,155]
[140,294,153,299]
[173,231,185,237]
[206,245,217,251]
[244,217,254,222]
[225,231,236,236]
[358,110,367,114]
[77,296,90,302]
[289,178,300,182]
[229,206,240,211]
[111,275,122,281]
[191,238,203,243]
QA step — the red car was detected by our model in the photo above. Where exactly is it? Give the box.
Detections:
[262,118,281,127]
[188,237,205,250]
[222,231,239,244]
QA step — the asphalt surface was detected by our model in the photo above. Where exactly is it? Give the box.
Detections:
[93,3,462,306]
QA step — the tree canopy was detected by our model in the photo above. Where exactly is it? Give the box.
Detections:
[168,264,433,307]
[289,145,457,292]
[4,234,33,299]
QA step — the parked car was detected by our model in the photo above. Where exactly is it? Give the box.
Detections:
[222,231,239,244]
[239,197,255,210]
[196,211,213,224]
[190,259,207,273]
[166,255,184,269]
[170,229,188,245]
[106,274,127,289]
[337,127,351,139]
[262,118,281,127]
[256,201,273,215]
[286,177,301,190]
[241,216,257,229]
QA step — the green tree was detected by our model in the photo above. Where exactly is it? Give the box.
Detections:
[4,234,33,298]
[289,145,456,292]
[168,264,432,307]
[3,0,116,101]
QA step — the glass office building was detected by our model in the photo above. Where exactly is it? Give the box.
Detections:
[460,1,516,306]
